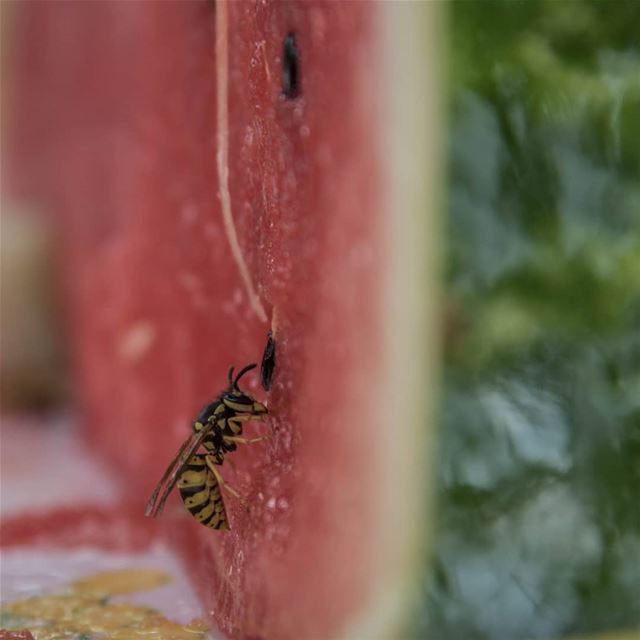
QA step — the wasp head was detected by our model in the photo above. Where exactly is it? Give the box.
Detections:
[221,363,268,417]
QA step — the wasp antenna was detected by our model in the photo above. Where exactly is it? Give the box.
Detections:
[228,366,235,387]
[234,363,257,388]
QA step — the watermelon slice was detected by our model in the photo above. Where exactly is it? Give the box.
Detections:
[6,2,440,638]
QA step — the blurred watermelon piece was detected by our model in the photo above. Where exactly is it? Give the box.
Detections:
[0,632,35,640]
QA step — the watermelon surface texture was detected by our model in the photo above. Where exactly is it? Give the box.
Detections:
[5,2,440,638]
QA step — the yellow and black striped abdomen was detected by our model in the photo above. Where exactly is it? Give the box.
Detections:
[177,455,227,530]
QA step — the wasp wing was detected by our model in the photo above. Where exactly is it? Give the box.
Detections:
[145,423,214,518]
[145,435,193,515]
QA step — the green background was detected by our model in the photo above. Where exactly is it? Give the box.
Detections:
[418,1,640,638]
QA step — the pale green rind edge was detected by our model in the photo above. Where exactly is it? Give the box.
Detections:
[341,3,445,639]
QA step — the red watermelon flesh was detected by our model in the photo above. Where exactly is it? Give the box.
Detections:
[6,2,437,638]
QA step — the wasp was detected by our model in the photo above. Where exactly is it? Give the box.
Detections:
[145,363,268,530]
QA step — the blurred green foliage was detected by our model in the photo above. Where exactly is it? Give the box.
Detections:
[418,1,640,638]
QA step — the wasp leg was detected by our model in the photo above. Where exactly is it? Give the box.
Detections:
[223,435,271,445]
[205,455,245,503]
